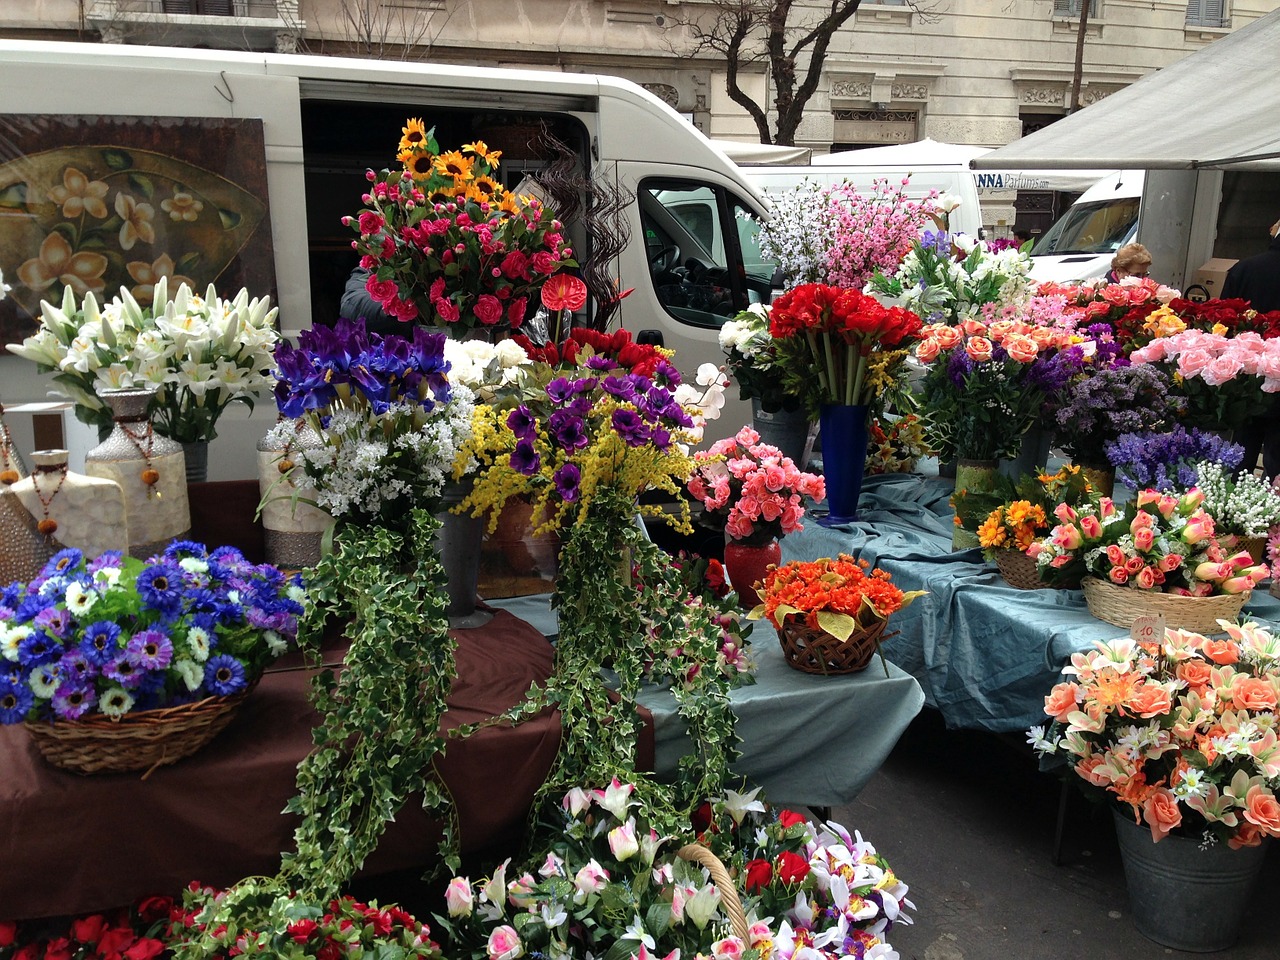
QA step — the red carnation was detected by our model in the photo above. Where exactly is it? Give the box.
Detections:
[744,858,774,893]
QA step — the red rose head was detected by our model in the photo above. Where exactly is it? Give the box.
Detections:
[744,858,774,893]
[777,809,808,829]
[775,849,811,885]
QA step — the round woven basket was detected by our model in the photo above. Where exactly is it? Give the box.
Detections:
[24,688,252,776]
[776,615,894,675]
[1080,577,1248,635]
[994,549,1080,590]
[677,844,748,941]
[1234,534,1267,565]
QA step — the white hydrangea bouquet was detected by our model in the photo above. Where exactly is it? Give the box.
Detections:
[6,278,279,442]
[270,319,474,526]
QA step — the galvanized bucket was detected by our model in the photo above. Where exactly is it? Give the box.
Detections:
[1113,808,1268,952]
[751,400,812,469]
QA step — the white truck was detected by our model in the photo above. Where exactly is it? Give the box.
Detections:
[0,39,772,475]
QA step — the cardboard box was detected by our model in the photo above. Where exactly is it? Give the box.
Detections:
[1189,258,1239,300]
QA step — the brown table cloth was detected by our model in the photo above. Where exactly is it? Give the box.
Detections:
[0,481,653,920]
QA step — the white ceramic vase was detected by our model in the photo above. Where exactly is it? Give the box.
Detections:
[257,419,331,569]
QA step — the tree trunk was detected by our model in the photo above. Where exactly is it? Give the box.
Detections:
[1069,1,1092,114]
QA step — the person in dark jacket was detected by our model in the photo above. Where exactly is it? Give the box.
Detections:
[1224,217,1280,480]
[1222,217,1280,312]
[338,266,399,335]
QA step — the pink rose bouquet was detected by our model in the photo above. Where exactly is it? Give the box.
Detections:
[687,426,826,544]
[1030,622,1280,848]
[1030,488,1268,595]
[1128,328,1280,431]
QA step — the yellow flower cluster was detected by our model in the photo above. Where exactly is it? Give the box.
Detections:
[1142,305,1188,339]
[396,117,524,215]
[977,500,1048,551]
[453,399,698,537]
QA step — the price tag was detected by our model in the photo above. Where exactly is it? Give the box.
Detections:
[1130,614,1166,643]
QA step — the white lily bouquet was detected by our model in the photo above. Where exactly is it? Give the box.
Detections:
[6,278,279,442]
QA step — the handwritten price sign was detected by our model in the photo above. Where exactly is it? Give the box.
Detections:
[1131,614,1167,643]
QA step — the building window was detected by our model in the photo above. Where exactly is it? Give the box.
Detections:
[1052,0,1099,16]
[162,0,235,14]
[1186,0,1228,27]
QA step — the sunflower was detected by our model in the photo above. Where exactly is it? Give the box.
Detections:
[469,175,503,199]
[463,140,503,167]
[399,117,429,154]
[404,151,436,181]
[433,151,475,181]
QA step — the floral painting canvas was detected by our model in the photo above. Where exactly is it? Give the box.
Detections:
[0,115,275,344]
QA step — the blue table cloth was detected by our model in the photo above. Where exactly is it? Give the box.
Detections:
[488,595,925,807]
[784,473,1280,734]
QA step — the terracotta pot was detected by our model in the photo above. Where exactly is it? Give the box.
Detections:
[723,537,781,611]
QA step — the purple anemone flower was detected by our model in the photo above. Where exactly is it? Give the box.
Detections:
[553,463,582,503]
[510,439,541,476]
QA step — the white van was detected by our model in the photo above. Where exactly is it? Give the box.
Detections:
[0,39,770,474]
[1027,171,1144,283]
[745,165,985,242]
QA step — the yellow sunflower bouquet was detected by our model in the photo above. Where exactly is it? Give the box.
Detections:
[344,118,576,336]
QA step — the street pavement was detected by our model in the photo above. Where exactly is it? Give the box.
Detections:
[835,709,1280,960]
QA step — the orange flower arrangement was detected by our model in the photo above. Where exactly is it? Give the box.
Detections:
[748,554,924,642]
[977,500,1049,553]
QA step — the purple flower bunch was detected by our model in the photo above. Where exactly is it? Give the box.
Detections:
[0,543,304,725]
[1105,425,1245,491]
[1053,363,1178,465]
[273,318,451,419]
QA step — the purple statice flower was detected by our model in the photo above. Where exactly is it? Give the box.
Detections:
[1105,425,1244,490]
[80,622,122,666]
[104,654,145,689]
[205,654,248,697]
[17,632,62,668]
[1055,364,1176,463]
[136,562,185,617]
[0,680,34,724]
[611,408,651,447]
[553,463,581,503]
[39,548,83,580]
[51,682,96,721]
[510,439,541,476]
[548,410,589,451]
[506,406,537,441]
[125,628,174,670]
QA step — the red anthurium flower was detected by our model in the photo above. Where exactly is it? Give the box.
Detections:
[541,273,588,312]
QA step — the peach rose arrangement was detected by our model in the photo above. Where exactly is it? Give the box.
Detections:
[1030,622,1280,848]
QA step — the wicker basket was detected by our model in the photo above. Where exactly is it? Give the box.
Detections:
[776,616,895,675]
[994,549,1080,590]
[677,844,748,940]
[1080,577,1247,635]
[24,688,252,776]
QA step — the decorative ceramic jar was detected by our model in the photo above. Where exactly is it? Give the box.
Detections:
[257,419,330,569]
[85,388,190,558]
[0,398,26,483]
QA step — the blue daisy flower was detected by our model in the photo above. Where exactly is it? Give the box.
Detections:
[40,548,83,579]
[204,654,247,697]
[125,628,174,670]
[163,540,209,562]
[104,654,145,689]
[59,649,97,684]
[17,631,63,668]
[51,682,96,721]
[135,562,185,617]
[86,550,124,575]
[0,682,34,724]
[80,622,123,666]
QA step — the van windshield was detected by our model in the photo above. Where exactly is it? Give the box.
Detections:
[1032,197,1140,256]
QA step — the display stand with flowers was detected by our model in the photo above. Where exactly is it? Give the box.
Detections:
[6,279,280,478]
[0,542,303,775]
[749,554,924,676]
[1030,623,1280,951]
[686,424,826,610]
[766,284,922,525]
[1031,489,1268,632]
[719,304,811,467]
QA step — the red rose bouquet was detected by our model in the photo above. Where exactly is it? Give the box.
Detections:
[766,283,922,416]
[344,119,576,335]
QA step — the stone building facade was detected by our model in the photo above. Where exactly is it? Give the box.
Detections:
[4,0,1278,231]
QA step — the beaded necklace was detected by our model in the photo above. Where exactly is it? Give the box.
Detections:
[116,413,163,499]
[31,461,69,540]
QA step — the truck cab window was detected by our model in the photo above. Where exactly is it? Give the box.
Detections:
[641,181,762,328]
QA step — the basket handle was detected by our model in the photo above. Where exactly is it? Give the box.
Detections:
[676,843,749,941]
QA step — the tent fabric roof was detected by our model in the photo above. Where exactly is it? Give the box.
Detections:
[972,10,1280,172]
[813,138,990,166]
[711,139,812,165]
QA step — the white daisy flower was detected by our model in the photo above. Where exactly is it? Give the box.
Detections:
[99,686,135,718]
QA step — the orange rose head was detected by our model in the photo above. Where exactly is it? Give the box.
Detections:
[541,272,588,312]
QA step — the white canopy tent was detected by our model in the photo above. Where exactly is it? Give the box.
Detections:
[971,10,1280,173]
[710,139,812,165]
[815,138,1111,193]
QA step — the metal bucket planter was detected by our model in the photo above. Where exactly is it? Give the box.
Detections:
[1113,808,1268,952]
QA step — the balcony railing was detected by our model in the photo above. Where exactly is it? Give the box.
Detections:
[114,0,280,17]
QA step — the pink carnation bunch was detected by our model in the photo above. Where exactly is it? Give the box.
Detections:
[687,426,826,543]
